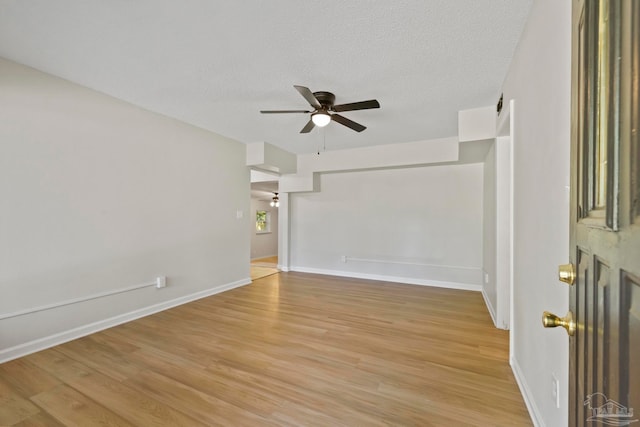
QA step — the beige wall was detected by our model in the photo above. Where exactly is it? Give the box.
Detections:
[290,163,484,289]
[501,1,572,425]
[482,140,498,322]
[0,59,250,360]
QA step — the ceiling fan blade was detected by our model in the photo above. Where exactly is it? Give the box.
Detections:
[300,119,316,133]
[294,85,321,109]
[332,99,380,112]
[331,114,366,132]
[260,110,311,114]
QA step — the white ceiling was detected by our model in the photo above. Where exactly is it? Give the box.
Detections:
[0,1,531,154]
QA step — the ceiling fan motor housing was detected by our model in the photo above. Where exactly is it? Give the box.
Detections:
[313,91,336,109]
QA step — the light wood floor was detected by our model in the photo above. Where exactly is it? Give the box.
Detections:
[0,272,532,426]
[251,256,278,267]
[251,256,279,280]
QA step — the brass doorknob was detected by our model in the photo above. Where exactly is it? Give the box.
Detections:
[558,263,576,285]
[542,311,576,336]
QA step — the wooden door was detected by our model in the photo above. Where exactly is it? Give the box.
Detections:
[568,0,640,426]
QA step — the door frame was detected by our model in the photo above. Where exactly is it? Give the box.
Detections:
[495,99,515,334]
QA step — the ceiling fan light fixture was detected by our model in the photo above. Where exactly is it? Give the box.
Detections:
[311,112,331,127]
[271,193,279,208]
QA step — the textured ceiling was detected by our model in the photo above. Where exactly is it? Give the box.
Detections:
[0,1,531,154]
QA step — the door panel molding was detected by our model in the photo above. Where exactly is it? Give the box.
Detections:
[568,1,639,426]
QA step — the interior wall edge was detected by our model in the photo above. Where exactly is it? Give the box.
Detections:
[511,355,546,427]
[481,286,499,328]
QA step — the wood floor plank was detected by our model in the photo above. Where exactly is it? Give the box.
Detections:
[0,272,532,426]
[123,369,281,427]
[22,349,92,383]
[66,370,207,427]
[0,358,61,399]
[54,335,142,382]
[30,385,134,427]
[11,411,66,427]
[0,378,41,426]
[126,346,286,417]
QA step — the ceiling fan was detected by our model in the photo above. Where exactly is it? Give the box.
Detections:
[260,85,380,133]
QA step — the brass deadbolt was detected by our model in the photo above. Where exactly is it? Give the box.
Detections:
[558,263,576,285]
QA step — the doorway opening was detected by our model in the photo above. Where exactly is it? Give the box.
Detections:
[250,171,280,280]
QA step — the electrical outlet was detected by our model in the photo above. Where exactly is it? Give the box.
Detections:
[341,255,347,263]
[484,272,490,284]
[156,276,167,289]
[551,374,560,408]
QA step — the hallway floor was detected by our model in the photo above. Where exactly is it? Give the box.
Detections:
[251,256,279,280]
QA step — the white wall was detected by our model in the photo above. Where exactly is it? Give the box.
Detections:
[482,136,512,331]
[495,135,512,330]
[290,164,484,289]
[280,137,459,193]
[482,141,498,323]
[250,199,278,259]
[501,1,572,426]
[0,59,250,360]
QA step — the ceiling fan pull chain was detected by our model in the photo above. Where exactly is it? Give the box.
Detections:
[323,128,326,152]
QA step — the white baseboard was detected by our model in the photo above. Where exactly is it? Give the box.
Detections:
[277,265,289,272]
[511,355,544,427]
[0,277,251,364]
[290,266,482,292]
[481,286,498,327]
